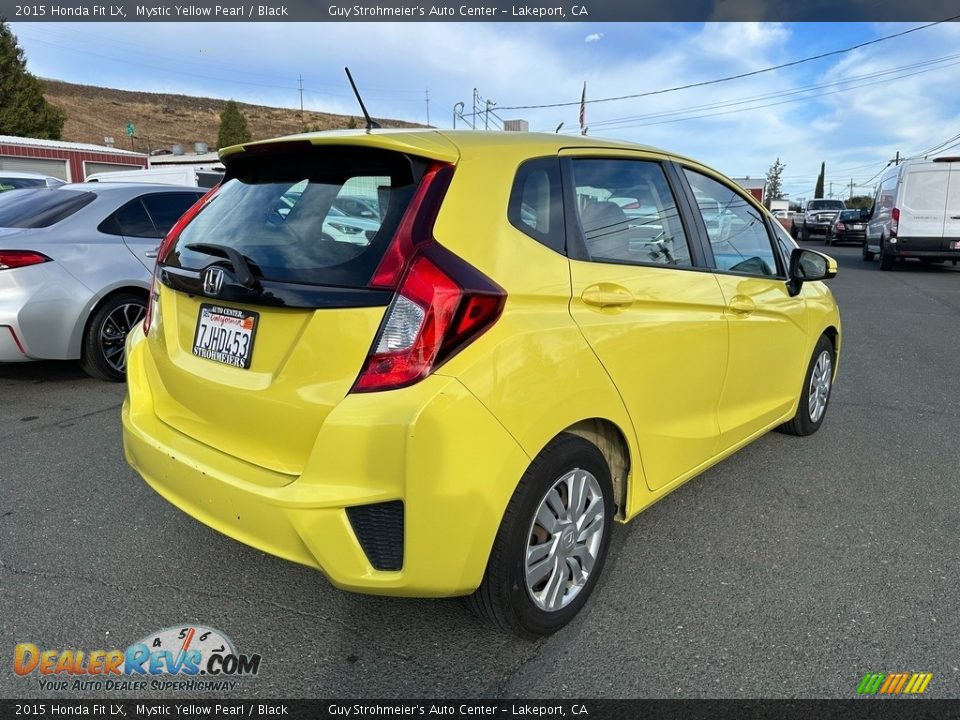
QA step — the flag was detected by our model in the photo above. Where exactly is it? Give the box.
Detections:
[579,82,587,134]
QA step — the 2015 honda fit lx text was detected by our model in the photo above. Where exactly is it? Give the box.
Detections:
[122,130,841,637]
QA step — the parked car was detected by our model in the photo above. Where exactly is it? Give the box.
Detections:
[0,171,66,192]
[825,209,870,246]
[122,130,841,638]
[863,156,960,270]
[796,199,846,240]
[86,166,224,189]
[0,183,205,380]
[332,194,380,219]
[322,205,381,245]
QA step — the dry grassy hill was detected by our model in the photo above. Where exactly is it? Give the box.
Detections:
[42,79,420,153]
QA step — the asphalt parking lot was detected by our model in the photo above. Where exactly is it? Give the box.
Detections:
[2,243,959,700]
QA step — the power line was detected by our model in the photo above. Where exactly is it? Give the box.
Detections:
[588,52,960,129]
[496,17,958,112]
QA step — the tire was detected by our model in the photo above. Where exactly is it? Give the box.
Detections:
[777,335,834,437]
[800,225,810,242]
[79,293,146,382]
[466,433,614,638]
[878,239,894,271]
[824,233,833,246]
[862,242,875,262]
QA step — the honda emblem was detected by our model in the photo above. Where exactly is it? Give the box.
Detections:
[202,266,225,296]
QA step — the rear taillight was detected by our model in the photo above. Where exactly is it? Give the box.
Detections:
[835,222,845,231]
[891,207,900,237]
[0,251,51,270]
[353,234,505,393]
[370,164,454,289]
[144,185,220,336]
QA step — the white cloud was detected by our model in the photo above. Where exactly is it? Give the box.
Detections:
[585,33,604,43]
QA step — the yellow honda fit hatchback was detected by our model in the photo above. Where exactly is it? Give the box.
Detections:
[123,130,840,637]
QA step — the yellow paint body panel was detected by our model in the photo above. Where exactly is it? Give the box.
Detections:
[124,130,841,596]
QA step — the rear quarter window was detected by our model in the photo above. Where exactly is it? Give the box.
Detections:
[508,157,565,254]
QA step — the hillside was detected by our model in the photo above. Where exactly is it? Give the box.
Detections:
[41,79,420,153]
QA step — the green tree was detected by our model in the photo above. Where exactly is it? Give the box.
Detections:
[846,195,874,210]
[217,100,251,149]
[346,116,358,130]
[814,162,825,199]
[0,21,65,139]
[765,157,786,201]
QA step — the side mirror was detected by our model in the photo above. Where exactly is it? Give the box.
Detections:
[787,248,837,296]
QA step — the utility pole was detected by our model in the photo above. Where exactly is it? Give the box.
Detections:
[425,88,430,127]
[484,99,495,130]
[849,178,855,199]
[298,75,304,123]
[894,150,901,165]
[829,182,833,199]
[472,88,479,129]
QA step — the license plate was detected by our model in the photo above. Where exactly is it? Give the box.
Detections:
[192,304,258,369]
[951,241,960,250]
[851,224,864,230]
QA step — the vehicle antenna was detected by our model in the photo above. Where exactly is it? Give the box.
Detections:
[344,67,381,131]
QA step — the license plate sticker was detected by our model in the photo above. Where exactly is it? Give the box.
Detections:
[192,304,259,369]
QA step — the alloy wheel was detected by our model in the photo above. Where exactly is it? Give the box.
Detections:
[808,349,832,423]
[99,302,145,373]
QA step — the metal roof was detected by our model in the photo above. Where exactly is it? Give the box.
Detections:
[0,135,145,157]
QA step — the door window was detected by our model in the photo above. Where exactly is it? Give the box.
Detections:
[569,159,692,267]
[99,199,157,238]
[684,170,779,277]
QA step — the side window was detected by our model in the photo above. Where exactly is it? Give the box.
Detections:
[99,199,157,238]
[877,175,898,212]
[684,169,779,277]
[142,193,204,236]
[772,220,798,268]
[569,158,691,267]
[508,157,564,253]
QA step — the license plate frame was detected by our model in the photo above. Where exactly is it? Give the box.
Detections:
[192,303,259,369]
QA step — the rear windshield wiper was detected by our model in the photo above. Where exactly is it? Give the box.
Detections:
[185,243,260,290]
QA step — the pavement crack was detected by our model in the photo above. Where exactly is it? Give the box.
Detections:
[0,561,418,665]
[0,403,122,440]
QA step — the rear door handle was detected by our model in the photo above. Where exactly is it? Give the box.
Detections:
[582,284,634,309]
[728,295,755,316]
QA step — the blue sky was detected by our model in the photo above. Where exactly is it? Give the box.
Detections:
[10,21,960,203]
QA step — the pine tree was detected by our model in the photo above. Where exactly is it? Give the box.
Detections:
[217,100,251,149]
[814,162,825,199]
[346,116,358,130]
[765,158,786,201]
[0,21,66,139]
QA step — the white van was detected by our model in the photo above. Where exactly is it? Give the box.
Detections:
[85,166,223,189]
[863,156,960,270]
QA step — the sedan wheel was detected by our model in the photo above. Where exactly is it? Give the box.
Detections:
[80,293,146,381]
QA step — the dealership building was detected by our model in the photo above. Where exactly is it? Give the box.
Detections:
[0,135,147,182]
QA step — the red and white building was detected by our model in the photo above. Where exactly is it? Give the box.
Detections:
[0,135,147,182]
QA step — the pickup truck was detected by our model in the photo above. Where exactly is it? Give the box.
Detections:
[795,199,846,241]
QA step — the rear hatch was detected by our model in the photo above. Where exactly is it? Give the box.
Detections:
[146,139,456,482]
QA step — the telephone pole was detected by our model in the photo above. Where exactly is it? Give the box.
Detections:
[298,75,304,123]
[425,88,430,127]
[849,178,855,199]
[829,182,834,199]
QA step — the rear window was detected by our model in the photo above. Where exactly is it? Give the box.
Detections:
[164,146,420,288]
[0,177,47,191]
[0,188,96,228]
[808,200,845,211]
[838,210,862,221]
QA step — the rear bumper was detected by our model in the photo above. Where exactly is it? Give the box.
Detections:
[0,262,94,360]
[891,236,960,259]
[121,325,531,596]
[831,231,866,243]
